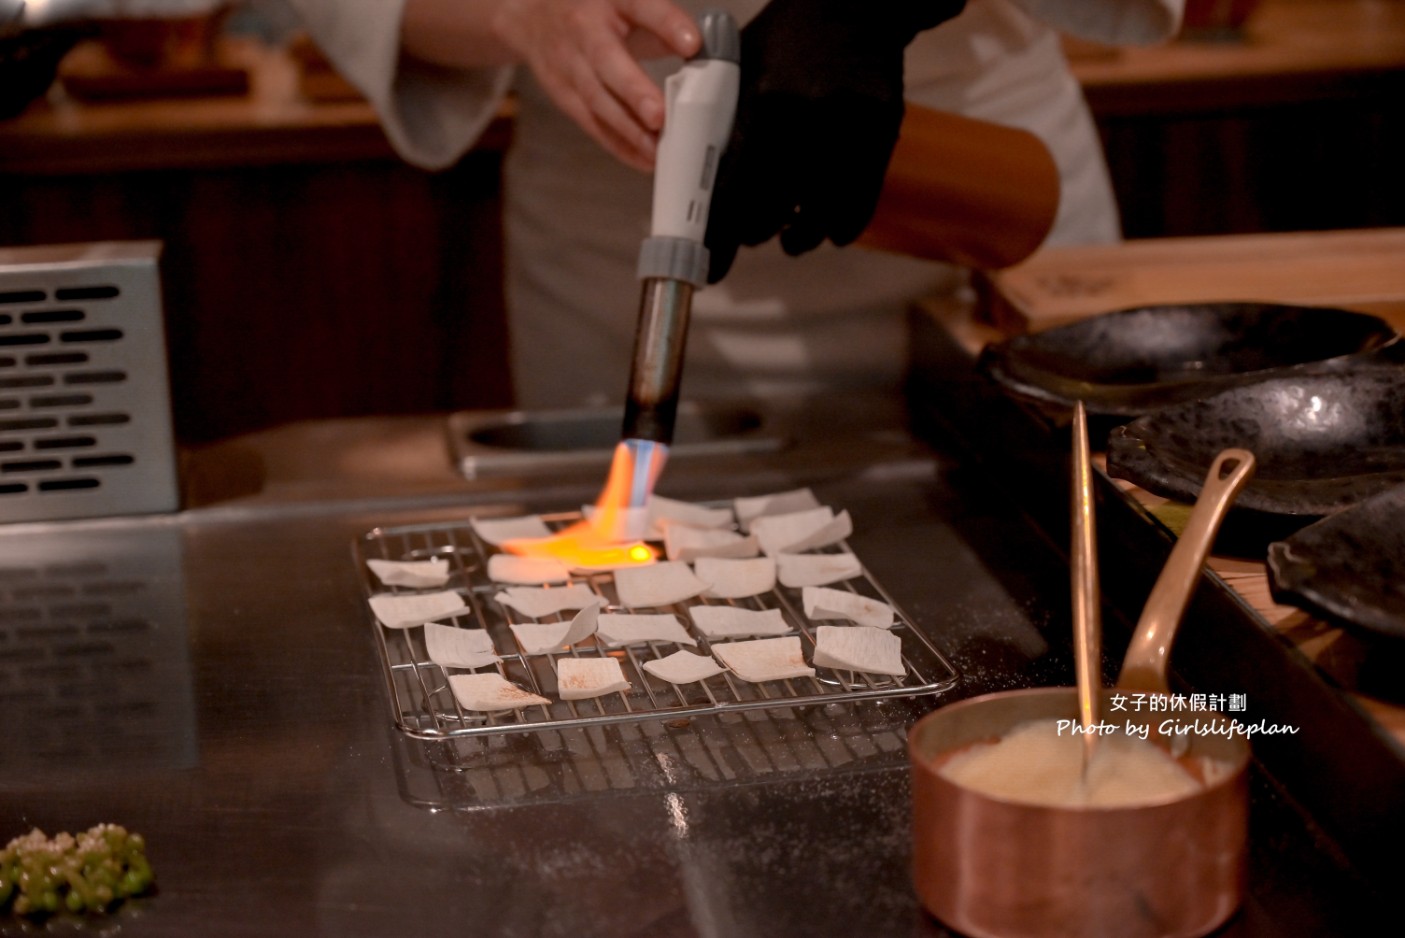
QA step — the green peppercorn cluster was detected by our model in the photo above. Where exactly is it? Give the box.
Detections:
[0,825,153,916]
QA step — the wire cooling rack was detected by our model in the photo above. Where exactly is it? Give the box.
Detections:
[354,511,959,741]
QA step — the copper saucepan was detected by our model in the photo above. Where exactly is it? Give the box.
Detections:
[910,449,1257,938]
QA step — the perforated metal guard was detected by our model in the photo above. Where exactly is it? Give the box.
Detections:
[0,242,179,522]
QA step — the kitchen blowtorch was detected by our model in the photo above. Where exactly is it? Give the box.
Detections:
[609,9,740,539]
[600,9,1061,544]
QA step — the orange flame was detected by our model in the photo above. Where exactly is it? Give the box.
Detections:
[503,440,668,570]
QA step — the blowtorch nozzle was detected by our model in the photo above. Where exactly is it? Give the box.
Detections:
[622,276,694,445]
[616,275,691,540]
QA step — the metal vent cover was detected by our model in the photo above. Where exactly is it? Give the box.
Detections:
[0,241,179,523]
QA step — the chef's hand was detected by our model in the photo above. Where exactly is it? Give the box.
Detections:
[705,0,967,282]
[495,0,701,171]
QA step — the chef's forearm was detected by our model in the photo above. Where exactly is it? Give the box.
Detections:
[401,0,519,67]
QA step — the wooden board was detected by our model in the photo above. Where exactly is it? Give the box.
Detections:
[982,228,1405,335]
[58,39,249,102]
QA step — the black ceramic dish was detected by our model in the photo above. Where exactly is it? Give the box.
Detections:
[1267,484,1405,644]
[1106,365,1405,531]
[978,302,1398,419]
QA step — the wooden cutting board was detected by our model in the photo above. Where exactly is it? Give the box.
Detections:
[982,228,1405,335]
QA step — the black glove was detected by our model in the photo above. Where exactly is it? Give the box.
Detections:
[704,0,967,283]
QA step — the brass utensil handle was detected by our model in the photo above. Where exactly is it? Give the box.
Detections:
[1071,402,1102,767]
[1118,448,1256,694]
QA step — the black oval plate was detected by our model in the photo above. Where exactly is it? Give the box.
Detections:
[1268,484,1405,644]
[978,302,1398,417]
[1106,365,1405,523]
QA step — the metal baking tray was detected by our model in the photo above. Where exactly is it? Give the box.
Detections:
[354,512,960,741]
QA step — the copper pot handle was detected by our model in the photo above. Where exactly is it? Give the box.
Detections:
[1118,448,1256,693]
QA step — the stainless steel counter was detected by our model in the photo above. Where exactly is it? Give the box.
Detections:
[0,395,1382,936]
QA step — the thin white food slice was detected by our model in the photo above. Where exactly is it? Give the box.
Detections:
[509,602,601,655]
[695,556,777,599]
[368,590,468,629]
[556,656,631,700]
[448,673,550,711]
[472,515,552,546]
[596,613,697,647]
[688,605,791,639]
[664,524,759,562]
[424,623,500,669]
[366,557,450,588]
[642,650,725,684]
[751,507,852,556]
[776,551,862,588]
[581,504,651,541]
[487,553,571,585]
[614,560,708,608]
[712,636,815,683]
[494,583,599,618]
[812,624,905,676]
[802,586,895,629]
[648,495,735,532]
[783,509,852,553]
[734,488,821,531]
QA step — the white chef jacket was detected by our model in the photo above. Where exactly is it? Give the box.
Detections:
[290,0,1183,408]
